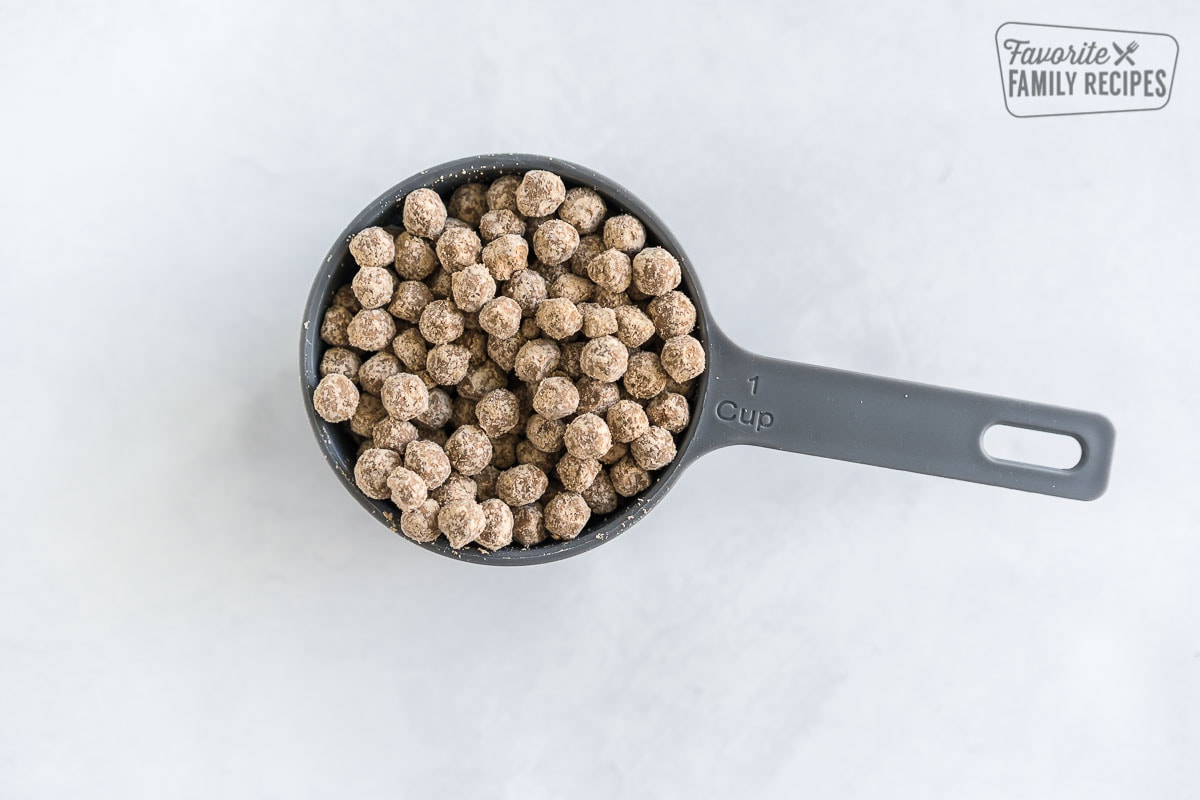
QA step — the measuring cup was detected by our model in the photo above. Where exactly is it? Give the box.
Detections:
[300,154,1115,565]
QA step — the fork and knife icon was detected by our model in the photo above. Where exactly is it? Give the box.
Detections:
[1113,40,1139,66]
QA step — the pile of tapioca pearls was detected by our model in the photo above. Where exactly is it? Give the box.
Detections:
[312,170,705,550]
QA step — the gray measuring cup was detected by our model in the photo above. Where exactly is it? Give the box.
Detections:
[300,154,1115,565]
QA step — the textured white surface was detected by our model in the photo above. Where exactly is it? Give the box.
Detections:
[1,1,1197,797]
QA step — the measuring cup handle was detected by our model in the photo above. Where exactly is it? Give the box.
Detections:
[694,327,1115,500]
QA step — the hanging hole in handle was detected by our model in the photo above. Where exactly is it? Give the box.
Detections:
[982,424,1083,470]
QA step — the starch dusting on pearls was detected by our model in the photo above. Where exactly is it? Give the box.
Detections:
[313,169,706,551]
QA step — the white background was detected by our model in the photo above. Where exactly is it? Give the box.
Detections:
[1,1,1197,798]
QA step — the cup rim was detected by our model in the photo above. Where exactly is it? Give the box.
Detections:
[299,153,713,565]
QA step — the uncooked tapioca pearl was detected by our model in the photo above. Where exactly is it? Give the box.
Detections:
[425,428,451,448]
[408,389,445,430]
[592,288,630,309]
[450,395,477,428]
[412,388,451,429]
[320,347,361,382]
[559,341,584,378]
[513,380,535,417]
[349,393,387,437]
[532,376,580,420]
[601,441,628,466]
[515,170,566,217]
[481,234,528,281]
[631,247,682,296]
[392,328,427,371]
[575,376,620,415]
[557,187,606,234]
[624,351,668,399]
[490,433,518,469]
[520,317,542,340]
[581,469,618,514]
[531,258,568,286]
[475,389,520,437]
[570,234,606,276]
[610,455,651,497]
[648,291,696,338]
[445,425,493,475]
[351,266,396,309]
[516,439,556,474]
[625,277,647,303]
[405,439,452,489]
[386,466,428,511]
[448,182,488,227]
[479,209,525,242]
[431,473,478,505]
[400,498,441,543]
[586,249,633,294]
[332,284,361,311]
[477,499,514,551]
[435,226,481,271]
[355,447,403,500]
[606,399,650,444]
[504,269,547,316]
[474,465,500,499]
[320,305,353,346]
[458,361,506,400]
[478,296,522,338]
[313,374,360,423]
[603,214,646,254]
[373,416,417,452]
[486,334,524,372]
[451,371,484,407]
[556,454,601,493]
[425,343,471,386]
[548,273,595,304]
[349,227,396,268]
[525,413,565,453]
[425,269,450,299]
[348,309,397,351]
[669,375,696,396]
[487,174,521,212]
[579,336,628,383]
[631,426,676,471]
[438,499,486,549]
[497,463,549,506]
[614,306,655,348]
[534,298,582,340]
[418,299,464,345]
[511,503,546,547]
[394,232,438,280]
[646,391,690,434]
[450,264,496,312]
[563,413,613,460]
[459,328,488,365]
[544,492,591,540]
[659,335,705,382]
[532,219,580,266]
[525,213,552,236]
[403,188,447,238]
[578,303,617,338]
[514,339,561,382]
[388,281,433,323]
[358,352,401,394]
[540,480,564,512]
[380,372,430,420]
